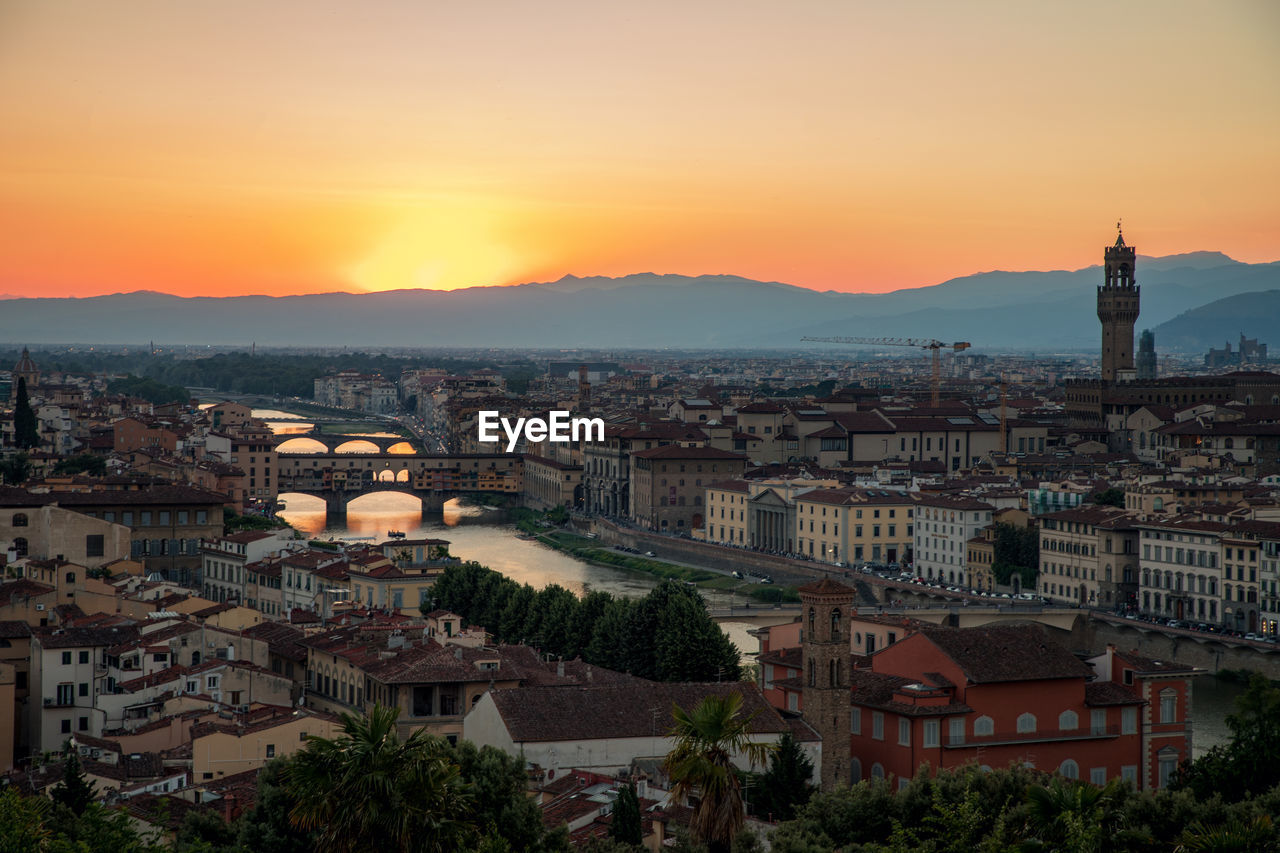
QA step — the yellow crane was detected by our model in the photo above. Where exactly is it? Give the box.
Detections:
[801,336,972,407]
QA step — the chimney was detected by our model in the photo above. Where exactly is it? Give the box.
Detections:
[585,665,593,682]
[556,657,565,678]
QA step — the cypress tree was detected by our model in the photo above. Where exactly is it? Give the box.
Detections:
[610,782,643,846]
[13,377,39,449]
[50,751,98,816]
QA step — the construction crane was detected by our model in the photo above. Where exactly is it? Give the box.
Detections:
[801,336,972,407]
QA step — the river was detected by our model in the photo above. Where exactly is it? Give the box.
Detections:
[275,492,761,664]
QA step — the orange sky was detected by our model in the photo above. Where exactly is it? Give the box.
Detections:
[1,0,1277,298]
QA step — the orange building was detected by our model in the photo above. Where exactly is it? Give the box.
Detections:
[843,625,1196,791]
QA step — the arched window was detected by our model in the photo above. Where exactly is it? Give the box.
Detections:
[871,763,885,780]
[1017,713,1037,733]
[830,607,841,641]
[850,758,862,783]
[1058,710,1078,731]
[808,607,815,636]
[974,716,994,737]
[1059,760,1079,780]
[808,659,815,687]
[11,513,27,527]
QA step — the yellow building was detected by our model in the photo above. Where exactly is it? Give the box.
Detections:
[191,709,340,780]
[793,488,916,566]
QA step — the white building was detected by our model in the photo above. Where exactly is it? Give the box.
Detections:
[913,495,994,585]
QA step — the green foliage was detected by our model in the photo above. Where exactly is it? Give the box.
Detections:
[14,378,39,449]
[992,522,1038,587]
[106,374,191,405]
[0,451,32,485]
[448,740,569,852]
[50,750,97,816]
[1092,487,1126,507]
[1173,673,1280,802]
[52,453,108,477]
[224,511,291,534]
[749,732,814,822]
[432,564,741,682]
[0,786,50,853]
[610,782,643,846]
[235,758,317,853]
[172,808,238,853]
[0,788,166,853]
[664,693,774,853]
[546,504,570,525]
[285,704,476,853]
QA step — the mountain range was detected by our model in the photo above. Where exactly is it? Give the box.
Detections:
[2,252,1277,351]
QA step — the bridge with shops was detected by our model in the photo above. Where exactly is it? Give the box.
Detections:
[275,451,523,515]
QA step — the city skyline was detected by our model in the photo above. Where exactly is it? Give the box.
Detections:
[2,0,1278,299]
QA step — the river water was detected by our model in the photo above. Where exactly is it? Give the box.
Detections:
[276,492,761,663]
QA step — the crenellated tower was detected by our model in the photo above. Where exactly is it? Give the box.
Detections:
[799,577,855,789]
[1098,224,1140,382]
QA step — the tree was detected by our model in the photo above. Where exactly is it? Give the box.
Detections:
[50,750,98,816]
[449,740,569,852]
[1092,488,1126,507]
[13,377,39,449]
[993,522,1038,588]
[663,693,773,853]
[0,786,50,852]
[610,782,643,847]
[753,732,814,822]
[285,705,476,853]
[0,451,31,485]
[52,453,108,477]
[1177,814,1277,853]
[1173,673,1280,801]
[236,757,317,853]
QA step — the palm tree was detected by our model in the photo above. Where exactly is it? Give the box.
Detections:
[1177,815,1277,853]
[1024,777,1142,852]
[663,692,774,853]
[286,704,475,853]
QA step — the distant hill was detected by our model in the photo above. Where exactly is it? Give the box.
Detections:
[1,253,1276,349]
[1153,288,1280,352]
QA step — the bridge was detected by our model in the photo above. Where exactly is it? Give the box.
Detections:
[275,430,417,454]
[275,451,523,516]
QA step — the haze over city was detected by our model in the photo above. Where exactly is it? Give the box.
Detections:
[2,0,1278,300]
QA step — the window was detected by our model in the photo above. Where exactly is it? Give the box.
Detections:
[1059,760,1079,780]
[1122,707,1137,735]
[1157,748,1178,788]
[872,711,884,741]
[1059,710,1078,731]
[266,744,276,758]
[850,707,861,735]
[871,763,885,780]
[923,719,939,748]
[851,758,862,783]
[1159,689,1177,723]
[1091,709,1107,736]
[78,682,88,697]
[61,652,72,666]
[78,716,88,731]
[206,675,220,690]
[78,651,89,664]
[61,719,71,734]
[1121,765,1138,786]
[1016,713,1037,733]
[949,717,965,745]
[1091,767,1107,786]
[974,716,994,737]
[898,717,911,746]
[12,512,27,527]
[85,535,105,558]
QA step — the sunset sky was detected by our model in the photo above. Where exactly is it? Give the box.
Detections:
[1,1,1277,299]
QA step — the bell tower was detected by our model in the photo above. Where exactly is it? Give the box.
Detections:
[799,577,855,790]
[1098,222,1140,382]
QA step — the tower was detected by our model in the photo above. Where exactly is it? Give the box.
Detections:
[10,346,39,402]
[1097,224,1140,382]
[1136,329,1156,380]
[799,577,855,789]
[577,363,591,406]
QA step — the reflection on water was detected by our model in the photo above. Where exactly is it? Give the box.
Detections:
[252,408,308,420]
[265,421,315,435]
[275,493,754,657]
[1193,674,1246,757]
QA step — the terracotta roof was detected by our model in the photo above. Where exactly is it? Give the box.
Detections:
[797,577,857,597]
[917,626,1093,684]
[0,579,55,605]
[848,669,972,717]
[1084,681,1144,706]
[489,682,787,743]
[1112,649,1201,675]
[34,625,139,649]
[631,445,747,461]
